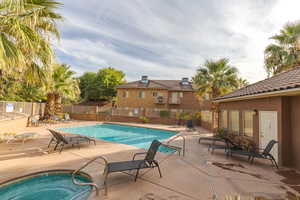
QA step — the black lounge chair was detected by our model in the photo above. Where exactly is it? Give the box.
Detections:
[228,140,278,168]
[48,129,96,152]
[208,137,243,154]
[199,129,229,144]
[103,140,180,184]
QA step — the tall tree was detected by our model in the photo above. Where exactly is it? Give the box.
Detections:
[264,21,300,76]
[44,64,79,119]
[79,67,126,101]
[192,58,240,99]
[0,0,62,81]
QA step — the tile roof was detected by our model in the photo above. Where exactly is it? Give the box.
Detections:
[215,66,300,101]
[116,80,194,91]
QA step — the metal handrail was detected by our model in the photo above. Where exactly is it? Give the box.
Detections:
[165,132,211,156]
[166,134,186,156]
[72,156,108,196]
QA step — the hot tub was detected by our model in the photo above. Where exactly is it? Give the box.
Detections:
[0,170,93,200]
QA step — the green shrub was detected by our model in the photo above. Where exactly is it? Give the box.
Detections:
[139,116,149,123]
[159,110,170,118]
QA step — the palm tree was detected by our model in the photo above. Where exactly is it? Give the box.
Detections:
[192,58,239,99]
[43,64,80,119]
[264,22,300,76]
[0,0,62,81]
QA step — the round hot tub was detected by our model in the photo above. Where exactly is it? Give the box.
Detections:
[0,170,93,200]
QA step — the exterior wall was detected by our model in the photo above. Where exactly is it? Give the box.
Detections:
[116,88,201,110]
[217,97,288,166]
[168,91,200,110]
[289,96,300,169]
[116,88,168,109]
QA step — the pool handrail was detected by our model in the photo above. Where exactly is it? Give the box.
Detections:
[72,155,109,196]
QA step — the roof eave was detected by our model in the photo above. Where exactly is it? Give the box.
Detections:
[214,87,300,103]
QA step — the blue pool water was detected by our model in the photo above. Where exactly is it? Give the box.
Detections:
[59,124,177,153]
[0,173,92,200]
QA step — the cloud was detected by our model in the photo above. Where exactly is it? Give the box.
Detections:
[55,0,300,82]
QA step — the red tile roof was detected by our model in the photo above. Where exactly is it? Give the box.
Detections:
[215,66,300,101]
[117,80,194,91]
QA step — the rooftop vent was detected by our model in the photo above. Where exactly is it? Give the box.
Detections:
[181,77,190,85]
[140,75,149,84]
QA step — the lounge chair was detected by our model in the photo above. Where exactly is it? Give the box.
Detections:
[4,132,38,144]
[228,140,278,168]
[199,129,229,144]
[47,129,96,153]
[208,137,243,154]
[103,140,180,184]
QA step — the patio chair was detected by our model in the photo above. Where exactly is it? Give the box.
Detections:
[47,129,96,153]
[64,113,71,121]
[228,140,278,168]
[103,140,180,184]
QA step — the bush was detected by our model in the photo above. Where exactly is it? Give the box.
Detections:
[159,110,170,118]
[139,116,149,123]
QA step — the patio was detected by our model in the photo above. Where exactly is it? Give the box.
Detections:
[0,121,298,200]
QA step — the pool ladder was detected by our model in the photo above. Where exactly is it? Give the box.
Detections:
[72,156,109,196]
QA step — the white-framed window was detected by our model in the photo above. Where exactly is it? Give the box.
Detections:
[229,110,239,134]
[179,92,183,98]
[122,91,129,98]
[153,92,158,97]
[243,111,254,137]
[220,110,228,129]
[139,91,145,98]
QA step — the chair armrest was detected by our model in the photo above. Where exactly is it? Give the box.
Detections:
[132,152,147,160]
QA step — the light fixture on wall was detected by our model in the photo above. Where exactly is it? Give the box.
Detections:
[253,109,258,115]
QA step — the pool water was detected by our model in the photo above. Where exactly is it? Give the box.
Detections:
[59,124,177,153]
[0,173,92,200]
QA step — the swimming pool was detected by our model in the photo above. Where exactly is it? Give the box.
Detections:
[59,123,177,153]
[0,170,92,200]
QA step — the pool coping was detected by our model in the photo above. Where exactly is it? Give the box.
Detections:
[0,169,94,190]
[55,122,182,151]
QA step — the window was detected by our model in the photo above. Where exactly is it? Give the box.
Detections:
[229,111,239,134]
[201,110,212,123]
[179,92,183,98]
[122,91,129,98]
[243,111,253,137]
[139,91,145,98]
[153,92,158,97]
[220,110,228,129]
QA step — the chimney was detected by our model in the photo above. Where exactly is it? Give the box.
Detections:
[181,77,190,85]
[140,75,149,84]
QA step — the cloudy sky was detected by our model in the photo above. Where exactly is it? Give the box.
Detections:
[54,0,300,83]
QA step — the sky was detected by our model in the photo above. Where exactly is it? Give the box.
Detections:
[54,0,300,83]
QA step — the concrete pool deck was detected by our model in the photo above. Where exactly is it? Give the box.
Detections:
[0,121,298,200]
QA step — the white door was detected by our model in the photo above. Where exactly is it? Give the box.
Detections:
[259,111,278,162]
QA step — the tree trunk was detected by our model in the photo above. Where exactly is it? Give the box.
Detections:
[43,93,56,119]
[54,93,62,115]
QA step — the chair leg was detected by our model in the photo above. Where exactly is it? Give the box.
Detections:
[135,169,140,182]
[48,138,54,148]
[54,143,59,151]
[103,169,109,196]
[269,155,279,169]
[155,161,162,178]
[59,144,64,153]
